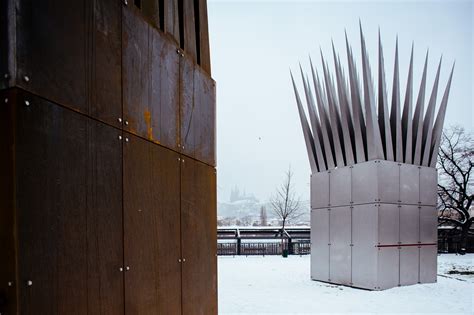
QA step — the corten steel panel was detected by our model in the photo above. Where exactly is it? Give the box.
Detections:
[310,171,329,209]
[16,0,88,113]
[400,164,420,204]
[137,0,161,29]
[150,29,180,149]
[377,248,399,290]
[400,247,419,286]
[419,246,437,283]
[181,61,216,166]
[310,209,329,281]
[377,160,400,203]
[420,167,437,206]
[0,1,15,90]
[86,120,124,314]
[181,158,217,315]
[198,0,211,74]
[352,204,378,290]
[124,135,182,314]
[183,0,197,63]
[352,161,378,205]
[0,89,17,314]
[420,206,437,243]
[123,8,151,139]
[399,205,420,244]
[329,167,351,207]
[15,92,88,314]
[164,0,180,44]
[92,0,122,127]
[378,204,399,245]
[329,207,351,285]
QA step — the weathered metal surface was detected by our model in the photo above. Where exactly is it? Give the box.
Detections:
[124,134,182,314]
[181,61,216,166]
[0,89,17,315]
[123,9,180,149]
[183,0,197,63]
[310,171,329,209]
[10,90,125,313]
[329,207,351,285]
[181,158,217,315]
[310,209,329,281]
[15,91,89,314]
[198,0,211,74]
[16,0,88,113]
[351,204,378,290]
[150,29,180,149]
[164,0,180,44]
[91,0,122,127]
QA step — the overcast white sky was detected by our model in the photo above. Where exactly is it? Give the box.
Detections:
[208,0,473,203]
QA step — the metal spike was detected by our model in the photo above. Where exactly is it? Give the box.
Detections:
[300,67,327,171]
[390,38,403,162]
[421,57,442,166]
[402,44,414,163]
[412,50,429,165]
[291,71,318,173]
[310,59,336,169]
[345,34,367,163]
[429,64,454,167]
[378,31,394,161]
[360,24,384,160]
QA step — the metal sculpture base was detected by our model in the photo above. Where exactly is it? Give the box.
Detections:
[310,160,438,290]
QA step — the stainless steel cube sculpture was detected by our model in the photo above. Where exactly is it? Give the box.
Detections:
[292,25,454,290]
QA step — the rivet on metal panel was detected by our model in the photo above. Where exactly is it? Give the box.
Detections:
[119,267,123,272]
[3,73,9,79]
[4,98,7,103]
[183,258,186,262]
[182,159,184,163]
[177,158,181,161]
[123,0,128,5]
[118,118,122,123]
[24,100,30,106]
[125,120,129,126]
[27,280,32,286]
[23,75,30,82]
[118,135,122,140]
[126,266,130,271]
[182,146,185,149]
[125,138,129,142]
[178,258,182,263]
[7,281,13,287]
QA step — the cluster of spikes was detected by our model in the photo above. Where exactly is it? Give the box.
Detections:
[291,25,454,174]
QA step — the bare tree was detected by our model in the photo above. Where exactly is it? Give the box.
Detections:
[270,167,302,255]
[260,206,268,226]
[437,126,474,253]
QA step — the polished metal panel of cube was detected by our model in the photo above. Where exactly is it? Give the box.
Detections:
[419,246,437,283]
[329,207,351,285]
[310,161,438,290]
[400,247,419,286]
[400,164,420,204]
[311,209,329,281]
[329,167,351,207]
[311,171,329,209]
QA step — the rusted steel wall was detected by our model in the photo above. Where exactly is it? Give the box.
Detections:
[0,0,216,314]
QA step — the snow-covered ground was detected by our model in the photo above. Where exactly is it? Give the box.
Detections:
[218,254,473,314]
